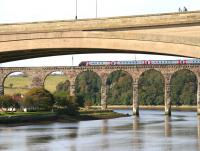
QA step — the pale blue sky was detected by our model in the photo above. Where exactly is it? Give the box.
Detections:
[0,0,199,67]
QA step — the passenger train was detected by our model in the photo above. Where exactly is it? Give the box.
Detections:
[79,59,200,66]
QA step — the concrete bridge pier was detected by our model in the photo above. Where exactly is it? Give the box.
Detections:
[164,75,171,116]
[133,81,139,116]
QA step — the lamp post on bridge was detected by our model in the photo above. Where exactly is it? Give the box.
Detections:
[96,0,98,18]
[75,0,78,20]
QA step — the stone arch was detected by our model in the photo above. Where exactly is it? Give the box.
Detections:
[138,69,165,105]
[170,69,198,106]
[2,71,30,95]
[106,70,133,105]
[43,71,69,93]
[43,70,65,83]
[75,70,102,106]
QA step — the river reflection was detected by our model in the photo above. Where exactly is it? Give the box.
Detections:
[198,116,200,150]
[0,110,199,151]
[164,115,172,137]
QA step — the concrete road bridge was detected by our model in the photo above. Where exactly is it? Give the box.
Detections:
[0,11,200,62]
[0,63,200,115]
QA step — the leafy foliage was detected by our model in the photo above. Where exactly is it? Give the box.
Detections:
[170,70,197,105]
[107,70,133,105]
[75,71,101,106]
[53,92,79,115]
[22,88,54,111]
[139,69,164,105]
[0,95,20,111]
[54,90,72,108]
[55,80,70,94]
[74,69,197,106]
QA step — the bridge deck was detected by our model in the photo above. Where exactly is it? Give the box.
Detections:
[0,11,200,34]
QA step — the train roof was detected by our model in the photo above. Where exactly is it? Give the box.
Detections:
[80,59,199,62]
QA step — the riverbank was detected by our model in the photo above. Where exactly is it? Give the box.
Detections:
[106,105,197,111]
[0,109,128,125]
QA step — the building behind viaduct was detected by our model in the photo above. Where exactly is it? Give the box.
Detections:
[0,63,200,115]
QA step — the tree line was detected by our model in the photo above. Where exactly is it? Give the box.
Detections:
[74,70,197,106]
[0,87,78,115]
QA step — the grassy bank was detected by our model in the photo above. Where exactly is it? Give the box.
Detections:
[0,112,57,124]
[4,75,67,94]
[79,109,128,120]
[0,109,128,125]
[107,105,197,111]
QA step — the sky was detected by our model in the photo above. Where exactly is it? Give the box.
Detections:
[0,0,200,67]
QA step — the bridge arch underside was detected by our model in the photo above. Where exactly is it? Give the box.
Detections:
[43,71,69,94]
[138,69,165,106]
[170,69,198,106]
[0,37,199,63]
[75,70,102,107]
[2,71,30,95]
[106,70,133,105]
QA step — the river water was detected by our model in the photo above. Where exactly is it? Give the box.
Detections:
[0,110,199,151]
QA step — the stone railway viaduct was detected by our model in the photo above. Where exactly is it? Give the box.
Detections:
[0,64,200,115]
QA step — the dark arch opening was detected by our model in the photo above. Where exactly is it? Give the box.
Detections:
[170,69,197,105]
[44,71,69,94]
[75,70,101,107]
[106,70,133,105]
[3,72,31,95]
[138,69,164,105]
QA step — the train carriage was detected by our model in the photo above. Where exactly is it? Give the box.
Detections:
[79,59,200,66]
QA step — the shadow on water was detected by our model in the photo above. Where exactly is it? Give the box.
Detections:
[163,116,173,151]
[27,135,54,144]
[100,120,110,149]
[0,145,8,150]
[132,116,144,150]
[56,128,79,140]
[197,116,200,150]
[164,115,172,137]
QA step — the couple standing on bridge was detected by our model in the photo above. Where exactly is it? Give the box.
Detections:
[179,6,188,12]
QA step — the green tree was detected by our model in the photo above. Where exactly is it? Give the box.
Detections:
[171,70,197,105]
[22,88,54,111]
[138,70,164,105]
[65,96,79,115]
[75,71,101,106]
[56,80,70,94]
[54,91,68,107]
[107,70,133,105]
[53,92,79,115]
[0,95,19,112]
